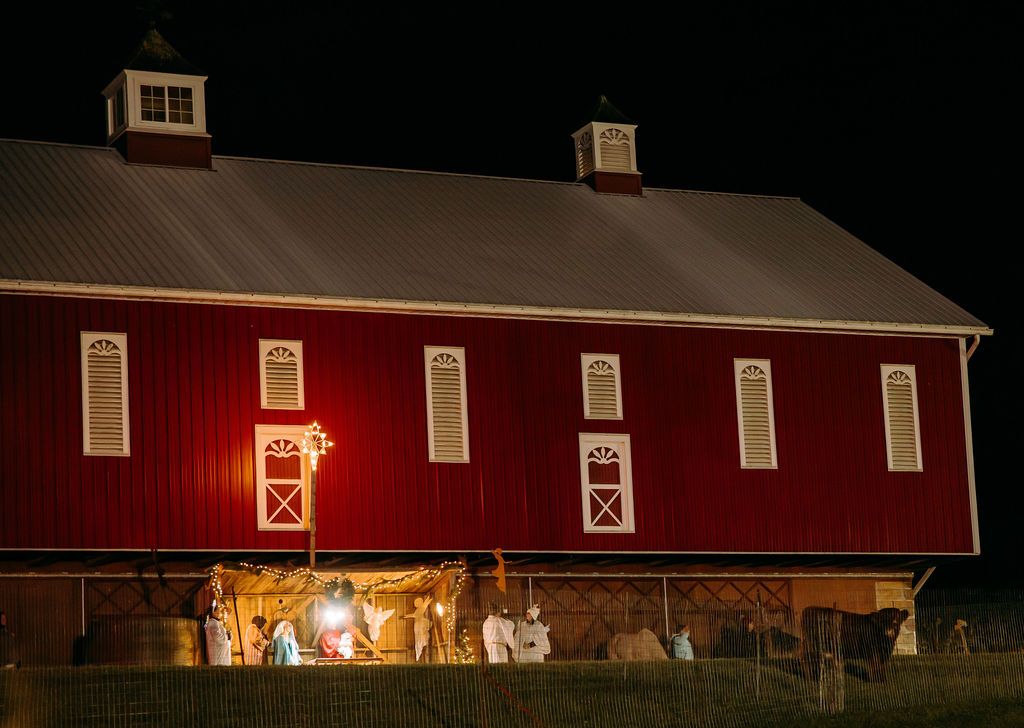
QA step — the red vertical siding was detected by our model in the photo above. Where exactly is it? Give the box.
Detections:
[0,293,975,554]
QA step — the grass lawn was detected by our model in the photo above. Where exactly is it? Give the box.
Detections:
[1,655,1021,727]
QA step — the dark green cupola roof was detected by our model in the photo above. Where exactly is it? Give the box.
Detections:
[585,95,635,125]
[124,28,203,76]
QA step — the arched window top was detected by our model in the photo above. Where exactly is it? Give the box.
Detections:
[887,370,912,386]
[599,128,631,144]
[740,365,766,380]
[88,339,122,357]
[431,352,461,369]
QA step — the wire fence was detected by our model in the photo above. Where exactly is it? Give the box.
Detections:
[1,583,1023,727]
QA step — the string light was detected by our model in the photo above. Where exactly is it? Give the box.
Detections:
[207,559,470,657]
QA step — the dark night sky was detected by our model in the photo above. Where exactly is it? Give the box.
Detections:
[2,2,1021,585]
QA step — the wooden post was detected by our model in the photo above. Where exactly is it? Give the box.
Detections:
[755,590,762,702]
[231,588,245,665]
[309,468,317,568]
[818,602,845,716]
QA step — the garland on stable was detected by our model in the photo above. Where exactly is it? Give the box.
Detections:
[208,560,470,652]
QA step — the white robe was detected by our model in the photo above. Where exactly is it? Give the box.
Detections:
[513,620,551,663]
[338,631,354,659]
[482,615,515,663]
[413,616,430,661]
[205,618,231,666]
[362,602,395,643]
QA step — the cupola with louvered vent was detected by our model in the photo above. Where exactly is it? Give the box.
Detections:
[101,28,211,168]
[571,96,641,195]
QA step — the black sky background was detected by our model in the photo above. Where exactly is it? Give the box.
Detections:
[2,2,1021,586]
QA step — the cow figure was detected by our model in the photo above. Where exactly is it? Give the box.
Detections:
[801,607,909,682]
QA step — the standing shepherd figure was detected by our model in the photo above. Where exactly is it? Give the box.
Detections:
[204,603,232,666]
[513,606,551,663]
[243,615,271,665]
[482,603,516,663]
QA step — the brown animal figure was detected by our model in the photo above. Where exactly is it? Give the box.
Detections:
[608,628,668,661]
[801,607,909,682]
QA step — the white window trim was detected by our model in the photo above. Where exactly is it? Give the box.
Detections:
[81,331,130,457]
[880,364,924,472]
[579,433,635,533]
[424,345,470,463]
[733,358,778,469]
[104,69,209,137]
[581,353,623,420]
[106,81,128,140]
[255,425,310,531]
[259,339,305,410]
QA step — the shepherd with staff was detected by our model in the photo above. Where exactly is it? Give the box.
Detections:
[243,615,271,665]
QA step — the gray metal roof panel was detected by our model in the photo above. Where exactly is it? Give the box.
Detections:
[0,139,986,330]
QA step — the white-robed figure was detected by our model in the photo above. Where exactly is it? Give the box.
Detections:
[482,604,516,664]
[404,596,432,661]
[362,600,395,643]
[204,604,232,666]
[514,605,551,663]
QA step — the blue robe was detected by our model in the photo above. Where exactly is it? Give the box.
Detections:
[670,633,694,660]
[272,633,301,665]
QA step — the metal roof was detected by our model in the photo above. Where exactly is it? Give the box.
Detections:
[0,139,987,333]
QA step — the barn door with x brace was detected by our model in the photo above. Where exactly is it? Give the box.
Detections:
[255,425,310,530]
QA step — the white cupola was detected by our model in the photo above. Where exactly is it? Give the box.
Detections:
[571,96,641,195]
[101,28,211,169]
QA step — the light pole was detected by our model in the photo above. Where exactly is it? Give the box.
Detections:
[302,421,333,568]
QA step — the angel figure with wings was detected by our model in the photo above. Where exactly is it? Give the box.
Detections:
[362,599,396,643]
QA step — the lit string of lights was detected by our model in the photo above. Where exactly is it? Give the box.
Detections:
[208,560,470,658]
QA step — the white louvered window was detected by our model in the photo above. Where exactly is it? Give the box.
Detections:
[576,130,595,178]
[881,365,923,472]
[579,433,634,533]
[598,128,632,172]
[734,359,778,469]
[255,425,310,530]
[425,346,469,462]
[581,354,623,419]
[81,332,130,456]
[259,340,305,410]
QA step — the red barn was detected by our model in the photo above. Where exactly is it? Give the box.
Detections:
[0,31,989,664]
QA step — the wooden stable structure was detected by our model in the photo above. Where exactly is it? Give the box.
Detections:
[210,565,458,665]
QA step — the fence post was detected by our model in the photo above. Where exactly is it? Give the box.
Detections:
[662,577,670,645]
[818,602,845,715]
[755,590,762,702]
